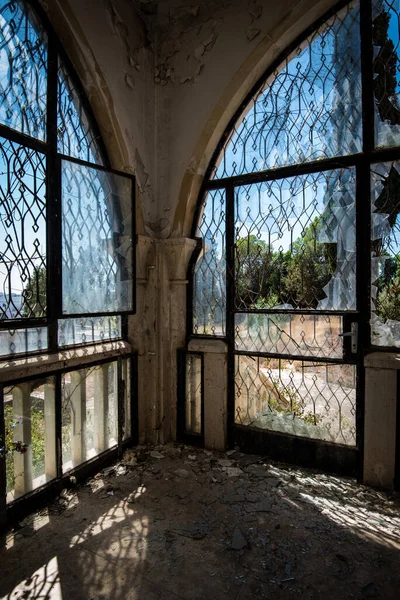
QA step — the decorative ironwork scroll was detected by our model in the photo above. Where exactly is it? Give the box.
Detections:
[0,137,46,319]
[213,1,361,179]
[58,62,103,165]
[0,0,47,140]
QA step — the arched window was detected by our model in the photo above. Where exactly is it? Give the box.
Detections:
[0,0,135,511]
[189,0,400,462]
[0,0,135,355]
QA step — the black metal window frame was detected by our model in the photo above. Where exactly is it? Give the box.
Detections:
[183,0,400,476]
[0,0,136,359]
[188,0,398,357]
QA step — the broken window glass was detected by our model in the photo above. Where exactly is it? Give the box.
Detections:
[234,169,356,312]
[213,2,361,179]
[371,161,400,346]
[61,160,134,315]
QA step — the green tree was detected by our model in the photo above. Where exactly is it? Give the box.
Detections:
[22,267,46,318]
[281,218,337,309]
[235,219,337,310]
[235,236,288,308]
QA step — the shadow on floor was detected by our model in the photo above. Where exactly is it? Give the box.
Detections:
[0,444,400,600]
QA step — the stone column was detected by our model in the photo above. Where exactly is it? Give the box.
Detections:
[93,364,109,453]
[128,235,157,444]
[364,353,398,489]
[70,370,86,467]
[128,236,197,445]
[12,383,33,497]
[44,382,57,481]
[188,338,228,451]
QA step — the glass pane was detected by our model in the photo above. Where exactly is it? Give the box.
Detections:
[185,354,202,434]
[235,313,343,358]
[235,356,356,446]
[58,62,104,164]
[4,377,56,502]
[61,160,134,315]
[62,362,119,473]
[213,2,361,179]
[234,169,356,310]
[373,0,400,148]
[0,327,47,356]
[58,316,121,347]
[0,138,46,319]
[0,0,47,139]
[193,189,226,335]
[371,161,400,346]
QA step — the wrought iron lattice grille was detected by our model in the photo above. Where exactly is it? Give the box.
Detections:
[61,160,133,316]
[0,137,46,319]
[0,0,135,360]
[0,0,47,141]
[371,160,400,346]
[234,355,356,446]
[193,189,226,335]
[235,313,343,358]
[373,0,400,149]
[213,1,362,180]
[188,0,400,459]
[234,169,357,311]
[57,62,103,165]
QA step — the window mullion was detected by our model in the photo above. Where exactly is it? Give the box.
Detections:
[46,33,61,352]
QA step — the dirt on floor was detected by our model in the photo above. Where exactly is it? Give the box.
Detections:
[1,444,400,600]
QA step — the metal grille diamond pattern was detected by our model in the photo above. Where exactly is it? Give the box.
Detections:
[0,137,46,319]
[373,0,400,148]
[371,161,400,346]
[213,1,361,179]
[235,313,343,358]
[234,169,356,311]
[193,189,226,335]
[235,355,356,446]
[0,0,47,140]
[61,160,133,315]
[58,62,103,165]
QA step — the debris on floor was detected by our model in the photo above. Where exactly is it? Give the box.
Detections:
[1,444,400,599]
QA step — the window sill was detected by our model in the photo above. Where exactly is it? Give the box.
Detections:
[0,340,132,383]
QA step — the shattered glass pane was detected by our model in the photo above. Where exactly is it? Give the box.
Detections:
[235,313,343,358]
[371,161,400,346]
[235,356,356,446]
[213,2,361,179]
[193,189,226,335]
[373,0,400,148]
[61,160,134,315]
[234,169,356,311]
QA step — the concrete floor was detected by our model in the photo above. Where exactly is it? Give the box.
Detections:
[1,444,400,600]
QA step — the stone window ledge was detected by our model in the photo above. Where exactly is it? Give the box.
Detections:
[364,352,400,370]
[188,338,228,354]
[0,341,132,383]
